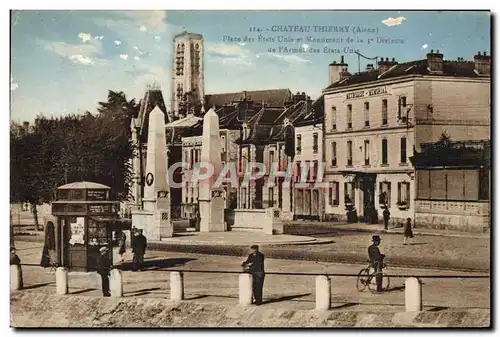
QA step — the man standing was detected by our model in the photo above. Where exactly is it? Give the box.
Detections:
[241,245,265,305]
[96,247,111,297]
[382,207,390,230]
[368,235,385,293]
[132,229,147,271]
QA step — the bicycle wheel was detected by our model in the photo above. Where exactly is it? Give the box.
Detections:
[356,268,370,292]
[367,271,390,293]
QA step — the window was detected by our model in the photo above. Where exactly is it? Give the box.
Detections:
[313,133,318,153]
[269,150,275,167]
[329,181,340,206]
[347,140,353,166]
[364,140,370,165]
[295,161,302,182]
[190,187,194,204]
[312,160,318,181]
[242,188,247,209]
[364,102,370,127]
[296,135,302,154]
[268,188,274,207]
[347,104,353,129]
[344,182,355,205]
[400,137,407,163]
[183,150,188,167]
[379,182,391,206]
[331,141,337,166]
[381,138,388,165]
[382,99,388,125]
[221,135,226,153]
[331,106,337,131]
[397,182,411,208]
[398,96,407,121]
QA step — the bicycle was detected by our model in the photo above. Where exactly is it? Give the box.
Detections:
[356,261,390,293]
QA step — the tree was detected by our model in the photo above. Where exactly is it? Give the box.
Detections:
[10,90,139,230]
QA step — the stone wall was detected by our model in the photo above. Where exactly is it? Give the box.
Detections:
[415,200,490,232]
[10,292,490,328]
[231,209,267,231]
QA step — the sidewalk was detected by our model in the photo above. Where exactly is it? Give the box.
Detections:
[284,221,490,239]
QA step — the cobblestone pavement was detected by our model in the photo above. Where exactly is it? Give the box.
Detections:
[13,241,489,312]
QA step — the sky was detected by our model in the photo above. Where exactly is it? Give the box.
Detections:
[10,10,491,122]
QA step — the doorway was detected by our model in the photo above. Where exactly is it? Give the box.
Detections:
[362,174,377,223]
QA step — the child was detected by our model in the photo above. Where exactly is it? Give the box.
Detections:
[403,217,414,245]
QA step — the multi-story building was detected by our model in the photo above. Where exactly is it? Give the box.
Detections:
[323,51,490,227]
[291,97,324,220]
[179,89,292,218]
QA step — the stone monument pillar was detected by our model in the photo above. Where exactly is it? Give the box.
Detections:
[136,106,172,240]
[199,108,225,232]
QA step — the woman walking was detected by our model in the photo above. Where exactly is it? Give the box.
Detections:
[117,230,127,263]
[403,217,414,245]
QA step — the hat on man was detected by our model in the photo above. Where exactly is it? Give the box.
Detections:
[372,235,381,242]
[250,245,259,250]
[99,247,109,253]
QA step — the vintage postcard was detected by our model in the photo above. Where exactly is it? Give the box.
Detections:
[10,10,491,328]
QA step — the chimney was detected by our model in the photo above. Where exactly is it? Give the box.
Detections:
[306,96,312,111]
[426,49,444,73]
[473,51,491,75]
[378,57,398,74]
[292,92,307,104]
[329,56,349,85]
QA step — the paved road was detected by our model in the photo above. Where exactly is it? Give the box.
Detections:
[13,241,489,312]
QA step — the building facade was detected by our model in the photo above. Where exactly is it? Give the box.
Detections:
[323,50,490,227]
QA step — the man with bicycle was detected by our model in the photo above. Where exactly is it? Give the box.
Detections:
[368,235,385,293]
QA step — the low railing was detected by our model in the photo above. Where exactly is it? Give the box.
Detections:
[11,263,489,312]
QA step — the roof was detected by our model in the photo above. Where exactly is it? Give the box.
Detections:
[294,95,325,126]
[166,114,202,128]
[137,89,169,143]
[174,31,203,39]
[324,59,485,91]
[205,89,292,108]
[57,181,111,190]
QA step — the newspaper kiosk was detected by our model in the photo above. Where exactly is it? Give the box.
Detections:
[51,181,131,272]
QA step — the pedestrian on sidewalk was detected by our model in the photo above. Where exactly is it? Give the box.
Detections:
[132,229,147,271]
[382,207,390,230]
[403,217,414,245]
[96,247,111,297]
[117,230,126,263]
[241,245,265,305]
[10,246,23,288]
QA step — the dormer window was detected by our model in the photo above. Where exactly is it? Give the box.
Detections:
[242,123,249,139]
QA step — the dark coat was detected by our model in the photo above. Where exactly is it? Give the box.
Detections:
[118,232,126,254]
[242,251,265,276]
[10,252,21,265]
[404,221,414,238]
[368,244,385,264]
[96,253,111,275]
[132,234,147,255]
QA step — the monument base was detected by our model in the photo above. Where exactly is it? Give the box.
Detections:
[131,208,173,241]
[199,196,225,232]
